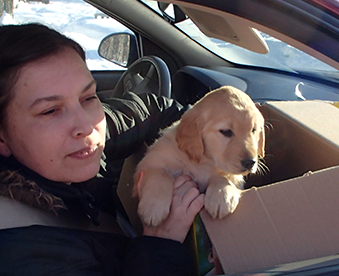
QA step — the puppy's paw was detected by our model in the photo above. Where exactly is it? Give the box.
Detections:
[138,195,171,227]
[204,184,241,219]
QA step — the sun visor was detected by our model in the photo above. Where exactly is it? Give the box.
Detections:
[157,0,269,54]
[180,6,268,54]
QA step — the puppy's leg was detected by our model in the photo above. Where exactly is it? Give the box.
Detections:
[204,175,241,219]
[136,168,174,227]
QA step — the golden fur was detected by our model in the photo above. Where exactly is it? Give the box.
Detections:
[134,86,265,227]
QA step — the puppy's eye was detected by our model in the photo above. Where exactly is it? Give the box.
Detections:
[220,129,233,137]
[252,127,257,133]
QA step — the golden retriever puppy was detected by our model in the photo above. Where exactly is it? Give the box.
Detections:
[134,86,265,227]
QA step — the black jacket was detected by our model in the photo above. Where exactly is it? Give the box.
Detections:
[0,92,192,276]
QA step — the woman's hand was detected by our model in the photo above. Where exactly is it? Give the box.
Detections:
[141,173,204,243]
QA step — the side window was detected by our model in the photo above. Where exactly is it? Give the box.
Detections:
[0,0,130,71]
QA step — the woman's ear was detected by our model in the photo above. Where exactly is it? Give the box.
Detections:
[0,133,11,157]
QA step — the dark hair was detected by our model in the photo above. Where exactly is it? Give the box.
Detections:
[0,23,86,129]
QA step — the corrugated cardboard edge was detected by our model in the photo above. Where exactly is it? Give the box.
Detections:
[200,165,339,275]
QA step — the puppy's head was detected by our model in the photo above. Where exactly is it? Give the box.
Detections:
[176,86,265,175]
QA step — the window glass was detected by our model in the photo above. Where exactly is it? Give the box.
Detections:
[0,0,130,70]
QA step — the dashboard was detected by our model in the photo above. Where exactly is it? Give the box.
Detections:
[171,66,339,105]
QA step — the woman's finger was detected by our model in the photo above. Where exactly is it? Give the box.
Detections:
[186,193,205,219]
[173,174,192,189]
[172,179,199,207]
[180,184,201,206]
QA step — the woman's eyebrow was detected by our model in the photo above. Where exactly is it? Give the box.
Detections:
[83,80,97,93]
[29,80,97,109]
[29,95,64,109]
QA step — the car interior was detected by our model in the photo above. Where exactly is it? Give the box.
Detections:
[83,0,339,208]
[89,0,339,108]
[2,0,339,273]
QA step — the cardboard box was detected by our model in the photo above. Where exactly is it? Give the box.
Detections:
[117,100,339,275]
[199,100,339,275]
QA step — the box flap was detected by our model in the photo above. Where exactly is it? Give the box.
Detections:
[200,165,339,274]
[265,101,339,149]
[248,101,339,188]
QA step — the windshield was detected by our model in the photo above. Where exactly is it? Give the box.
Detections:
[142,1,338,75]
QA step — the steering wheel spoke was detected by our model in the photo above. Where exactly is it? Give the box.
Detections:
[111,56,171,98]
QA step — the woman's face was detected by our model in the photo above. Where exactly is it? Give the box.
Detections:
[0,48,106,183]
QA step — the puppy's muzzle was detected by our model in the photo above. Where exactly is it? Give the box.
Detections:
[241,158,256,171]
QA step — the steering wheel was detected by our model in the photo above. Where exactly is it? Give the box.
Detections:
[111,56,171,98]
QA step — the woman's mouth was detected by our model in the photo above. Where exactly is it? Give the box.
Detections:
[68,146,98,159]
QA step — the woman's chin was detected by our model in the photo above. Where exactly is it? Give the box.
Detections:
[70,168,100,183]
[45,165,100,184]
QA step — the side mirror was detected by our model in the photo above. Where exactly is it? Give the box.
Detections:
[98,32,139,68]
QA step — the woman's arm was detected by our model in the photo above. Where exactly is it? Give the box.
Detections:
[102,92,187,160]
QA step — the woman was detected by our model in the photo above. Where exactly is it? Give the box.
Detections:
[0,23,204,275]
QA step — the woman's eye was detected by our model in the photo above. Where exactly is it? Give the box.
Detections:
[84,95,98,102]
[40,108,56,116]
[220,129,233,137]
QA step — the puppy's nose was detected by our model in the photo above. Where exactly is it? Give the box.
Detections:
[241,159,256,170]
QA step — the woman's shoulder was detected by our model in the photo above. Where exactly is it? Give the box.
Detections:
[0,197,194,276]
[0,196,125,234]
[0,196,60,229]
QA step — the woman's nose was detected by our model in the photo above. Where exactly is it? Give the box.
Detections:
[71,107,94,138]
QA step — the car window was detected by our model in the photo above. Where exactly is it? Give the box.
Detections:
[141,1,338,76]
[0,0,130,71]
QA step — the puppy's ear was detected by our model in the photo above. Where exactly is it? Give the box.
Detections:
[176,110,204,163]
[258,125,265,158]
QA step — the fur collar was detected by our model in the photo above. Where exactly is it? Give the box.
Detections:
[0,169,66,214]
[0,156,103,225]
